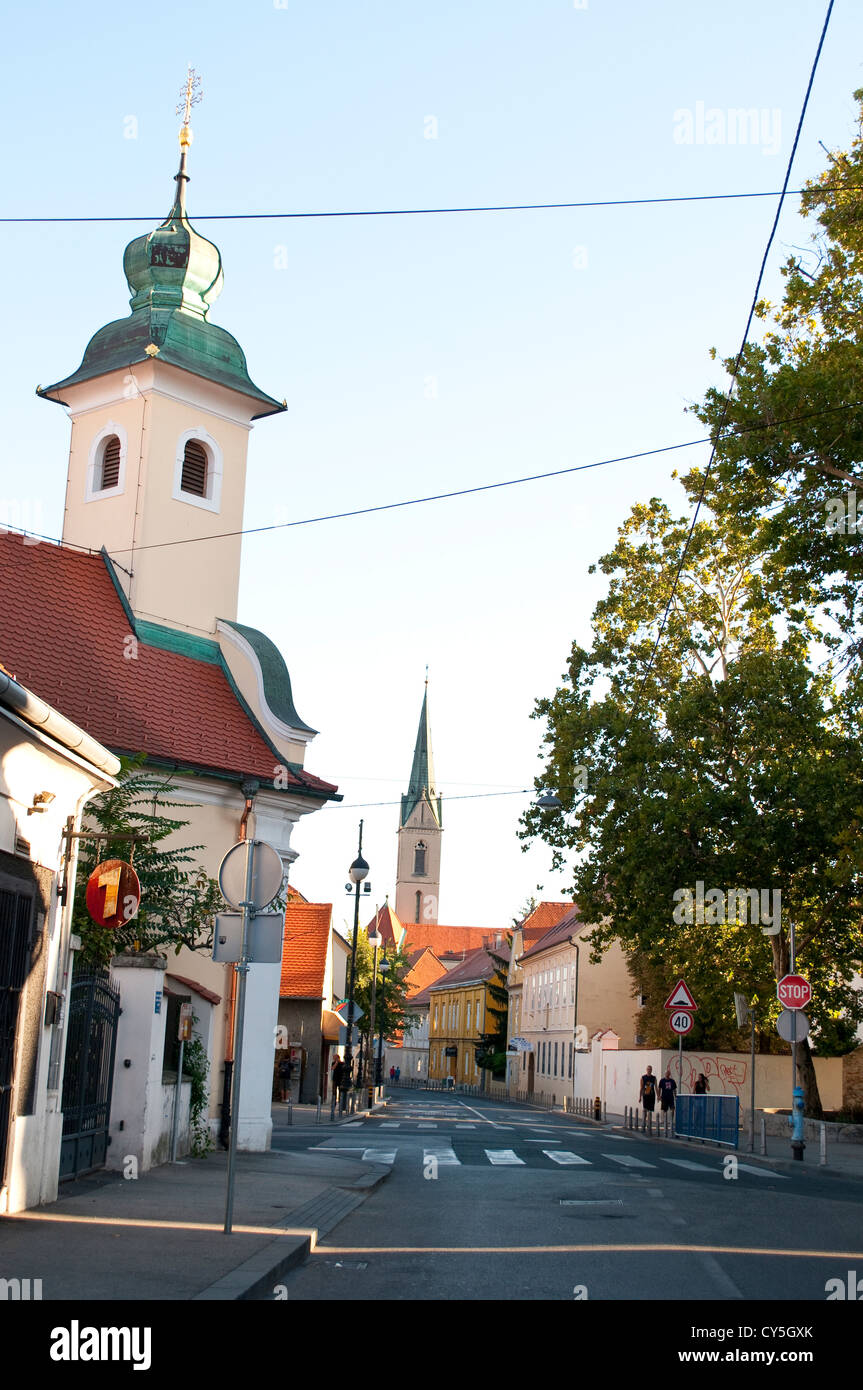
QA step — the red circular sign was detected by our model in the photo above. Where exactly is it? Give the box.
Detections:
[777,974,812,1010]
[85,859,141,929]
[669,1009,694,1035]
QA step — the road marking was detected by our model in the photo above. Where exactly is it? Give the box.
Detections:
[560,1198,622,1206]
[378,1121,400,1128]
[661,1159,716,1173]
[485,1149,525,1165]
[417,1122,438,1129]
[526,1138,561,1144]
[647,1188,663,1197]
[544,1150,592,1165]
[340,1122,365,1128]
[455,1123,476,1128]
[361,1149,397,1164]
[424,1146,460,1166]
[699,1252,744,1299]
[736,1163,789,1180]
[603,1154,657,1169]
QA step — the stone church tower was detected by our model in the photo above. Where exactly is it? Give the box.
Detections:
[395,682,442,925]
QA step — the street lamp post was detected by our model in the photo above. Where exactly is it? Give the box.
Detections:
[366,928,382,1106]
[342,822,369,1114]
[377,956,391,1088]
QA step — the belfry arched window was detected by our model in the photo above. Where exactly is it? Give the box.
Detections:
[98,435,121,490]
[180,439,209,497]
[415,890,422,924]
[414,841,427,876]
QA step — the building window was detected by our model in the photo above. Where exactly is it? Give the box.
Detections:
[85,423,127,501]
[466,999,472,1033]
[180,439,208,496]
[415,890,421,923]
[553,1042,558,1076]
[414,841,426,875]
[568,1042,573,1078]
[173,428,223,512]
[99,435,121,490]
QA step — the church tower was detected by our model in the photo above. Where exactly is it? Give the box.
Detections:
[38,71,285,638]
[395,681,443,925]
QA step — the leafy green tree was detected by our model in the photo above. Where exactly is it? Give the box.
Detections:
[477,938,511,1080]
[687,90,863,659]
[521,496,863,1116]
[72,759,223,970]
[352,935,418,1077]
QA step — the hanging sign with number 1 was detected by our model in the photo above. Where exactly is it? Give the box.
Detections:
[85,859,141,929]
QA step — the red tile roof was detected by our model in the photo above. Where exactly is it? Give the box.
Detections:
[364,902,403,949]
[519,906,585,961]
[280,902,333,997]
[400,924,501,959]
[164,972,222,1005]
[518,901,576,935]
[0,533,336,794]
[403,947,448,998]
[428,941,511,989]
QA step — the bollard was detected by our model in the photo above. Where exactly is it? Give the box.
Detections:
[287,1099,292,1127]
[760,1116,767,1155]
[603,1101,607,1123]
[316,1098,322,1126]
[820,1121,827,1167]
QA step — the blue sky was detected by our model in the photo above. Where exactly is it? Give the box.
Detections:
[1,1,861,931]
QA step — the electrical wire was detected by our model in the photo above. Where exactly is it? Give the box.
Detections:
[0,182,858,224]
[622,0,836,741]
[3,398,858,557]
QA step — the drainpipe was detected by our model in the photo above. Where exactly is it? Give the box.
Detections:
[219,779,259,1149]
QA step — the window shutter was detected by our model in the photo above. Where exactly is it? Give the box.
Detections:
[100,436,121,490]
[181,440,208,496]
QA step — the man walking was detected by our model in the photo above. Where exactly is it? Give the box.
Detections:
[639,1065,658,1127]
[658,1066,677,1116]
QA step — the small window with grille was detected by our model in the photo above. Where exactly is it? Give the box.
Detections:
[99,435,121,490]
[180,439,209,497]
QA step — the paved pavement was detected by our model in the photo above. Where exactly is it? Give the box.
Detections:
[0,1101,390,1301]
[275,1089,863,1306]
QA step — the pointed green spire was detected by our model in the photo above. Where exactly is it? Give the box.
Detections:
[401,679,442,827]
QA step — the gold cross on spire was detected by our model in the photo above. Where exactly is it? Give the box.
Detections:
[176,65,203,135]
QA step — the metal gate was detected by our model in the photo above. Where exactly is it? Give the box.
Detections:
[0,887,34,1185]
[59,973,120,1180]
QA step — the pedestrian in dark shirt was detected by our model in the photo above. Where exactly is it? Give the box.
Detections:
[278,1057,293,1102]
[658,1068,677,1112]
[694,1073,709,1094]
[639,1065,657,1112]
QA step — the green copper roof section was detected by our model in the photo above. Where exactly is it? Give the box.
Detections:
[38,159,285,418]
[135,621,222,665]
[400,684,442,828]
[220,619,317,735]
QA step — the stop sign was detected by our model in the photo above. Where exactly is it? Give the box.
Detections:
[777,974,812,1010]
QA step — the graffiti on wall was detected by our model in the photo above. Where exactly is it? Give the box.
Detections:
[673,1054,747,1095]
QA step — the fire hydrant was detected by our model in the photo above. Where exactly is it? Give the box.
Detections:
[593,1095,602,1122]
[789,1085,806,1161]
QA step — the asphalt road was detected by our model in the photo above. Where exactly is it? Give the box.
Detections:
[269,1090,863,1305]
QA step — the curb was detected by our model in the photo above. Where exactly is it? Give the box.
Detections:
[608,1121,863,1180]
[191,1158,392,1301]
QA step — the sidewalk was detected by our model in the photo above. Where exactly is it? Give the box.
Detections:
[602,1108,863,1179]
[0,1104,391,1302]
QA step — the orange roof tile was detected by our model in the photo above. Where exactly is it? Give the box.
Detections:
[364,901,404,949]
[400,923,501,959]
[280,902,333,998]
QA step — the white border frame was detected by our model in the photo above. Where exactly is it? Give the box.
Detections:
[173,427,223,513]
[85,422,128,502]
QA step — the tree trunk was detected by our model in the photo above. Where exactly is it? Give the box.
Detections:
[796,1039,823,1119]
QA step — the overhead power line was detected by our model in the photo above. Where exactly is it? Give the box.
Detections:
[624,0,836,738]
[0,182,858,225]
[3,397,859,557]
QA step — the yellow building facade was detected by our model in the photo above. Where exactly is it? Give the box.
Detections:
[427,944,509,1084]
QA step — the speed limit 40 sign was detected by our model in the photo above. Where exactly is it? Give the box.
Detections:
[669,1010,694,1035]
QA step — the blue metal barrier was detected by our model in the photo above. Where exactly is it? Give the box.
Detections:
[675,1094,739,1148]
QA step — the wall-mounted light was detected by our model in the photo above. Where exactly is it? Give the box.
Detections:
[27,790,56,815]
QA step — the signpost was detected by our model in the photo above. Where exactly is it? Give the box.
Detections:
[664,978,697,1088]
[219,839,285,1234]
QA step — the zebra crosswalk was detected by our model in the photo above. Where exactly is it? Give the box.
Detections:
[315,1142,790,1181]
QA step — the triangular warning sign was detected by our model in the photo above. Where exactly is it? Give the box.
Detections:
[664,979,697,1011]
